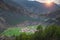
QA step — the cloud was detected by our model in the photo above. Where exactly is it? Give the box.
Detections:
[28,0,35,1]
[54,0,60,4]
[36,0,60,4]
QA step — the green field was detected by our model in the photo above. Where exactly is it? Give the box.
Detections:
[1,25,38,36]
[1,25,60,40]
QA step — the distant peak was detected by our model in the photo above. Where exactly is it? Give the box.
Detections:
[43,2,57,8]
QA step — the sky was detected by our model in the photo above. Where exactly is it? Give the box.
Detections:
[29,0,60,4]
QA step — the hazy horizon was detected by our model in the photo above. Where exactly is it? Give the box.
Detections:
[28,0,60,4]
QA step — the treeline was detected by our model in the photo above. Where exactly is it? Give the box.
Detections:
[0,24,60,40]
[15,25,60,40]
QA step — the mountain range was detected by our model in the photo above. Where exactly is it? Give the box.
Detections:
[3,0,60,14]
[0,0,60,32]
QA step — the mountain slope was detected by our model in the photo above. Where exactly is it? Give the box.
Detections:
[12,0,60,14]
[0,0,60,32]
[0,0,60,26]
[0,0,41,26]
[43,9,60,25]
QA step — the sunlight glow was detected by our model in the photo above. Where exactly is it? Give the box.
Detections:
[46,0,52,4]
[45,0,54,7]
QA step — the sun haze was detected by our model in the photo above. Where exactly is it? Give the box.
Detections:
[45,0,54,7]
[46,0,53,3]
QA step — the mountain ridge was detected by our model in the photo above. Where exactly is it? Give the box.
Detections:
[0,0,60,32]
[3,0,60,14]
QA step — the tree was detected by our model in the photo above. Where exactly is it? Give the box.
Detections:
[33,25,44,40]
[44,25,60,40]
